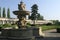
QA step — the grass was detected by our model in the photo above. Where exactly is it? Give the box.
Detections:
[40,25,59,31]
[27,24,60,31]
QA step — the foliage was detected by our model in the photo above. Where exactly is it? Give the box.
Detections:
[0,24,3,28]
[29,4,44,20]
[30,4,38,24]
[26,23,31,27]
[29,4,44,25]
[0,7,1,17]
[30,4,38,20]
[7,8,10,18]
[53,20,60,25]
[27,23,31,25]
[0,23,18,29]
[28,15,31,19]
[46,23,52,26]
[12,25,18,29]
[3,23,11,28]
[37,13,44,20]
[2,8,6,18]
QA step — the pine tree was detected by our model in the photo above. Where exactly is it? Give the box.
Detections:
[7,8,10,18]
[2,8,6,18]
[0,7,1,17]
[30,4,38,24]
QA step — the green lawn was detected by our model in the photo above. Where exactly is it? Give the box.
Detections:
[41,25,60,31]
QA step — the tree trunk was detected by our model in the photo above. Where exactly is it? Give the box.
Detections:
[33,20,35,25]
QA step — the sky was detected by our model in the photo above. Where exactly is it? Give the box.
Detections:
[0,0,60,20]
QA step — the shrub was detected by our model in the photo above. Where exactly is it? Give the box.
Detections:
[27,23,31,25]
[3,23,11,28]
[46,23,52,26]
[26,23,31,27]
[0,24,3,28]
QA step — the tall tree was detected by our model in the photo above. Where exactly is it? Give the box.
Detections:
[30,4,38,24]
[2,8,6,18]
[7,8,10,18]
[0,7,1,17]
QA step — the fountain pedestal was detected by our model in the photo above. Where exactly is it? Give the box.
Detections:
[0,27,41,40]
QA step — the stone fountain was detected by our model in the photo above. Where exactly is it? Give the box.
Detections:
[0,1,43,40]
[13,1,30,28]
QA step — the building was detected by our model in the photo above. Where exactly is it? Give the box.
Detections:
[26,20,53,24]
[0,18,18,24]
[0,18,53,24]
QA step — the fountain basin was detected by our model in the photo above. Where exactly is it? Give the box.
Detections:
[13,11,30,15]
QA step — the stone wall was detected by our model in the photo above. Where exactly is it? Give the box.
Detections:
[0,27,42,40]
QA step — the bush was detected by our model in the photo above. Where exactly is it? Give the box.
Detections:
[0,24,3,28]
[3,23,11,28]
[53,20,60,25]
[56,28,60,33]
[31,24,35,26]
[26,23,31,27]
[27,23,31,25]
[46,23,52,26]
[0,24,18,29]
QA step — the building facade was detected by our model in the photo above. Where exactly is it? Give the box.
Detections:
[0,18,18,24]
[0,18,53,24]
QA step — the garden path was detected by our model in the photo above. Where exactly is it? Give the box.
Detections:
[40,29,60,40]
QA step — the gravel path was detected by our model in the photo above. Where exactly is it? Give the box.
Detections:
[43,29,60,37]
[40,29,60,40]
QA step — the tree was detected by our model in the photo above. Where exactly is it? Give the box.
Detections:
[30,4,38,24]
[29,4,44,25]
[53,20,60,25]
[28,15,31,19]
[37,13,44,20]
[7,8,10,18]
[2,8,6,18]
[0,7,1,17]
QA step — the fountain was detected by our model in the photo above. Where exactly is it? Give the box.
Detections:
[13,1,30,28]
[0,1,43,40]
